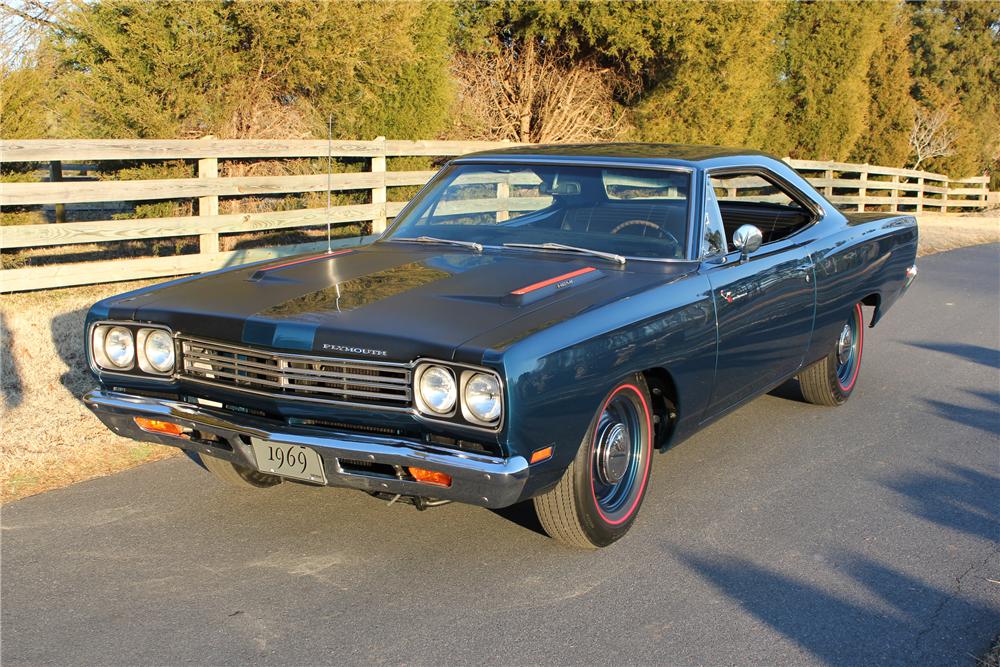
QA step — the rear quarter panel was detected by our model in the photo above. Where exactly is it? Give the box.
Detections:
[806,213,918,365]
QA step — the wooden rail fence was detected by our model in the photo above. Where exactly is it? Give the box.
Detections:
[0,139,994,293]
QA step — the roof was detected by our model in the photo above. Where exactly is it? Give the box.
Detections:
[456,142,773,166]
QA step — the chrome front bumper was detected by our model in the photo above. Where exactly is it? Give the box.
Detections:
[84,390,529,508]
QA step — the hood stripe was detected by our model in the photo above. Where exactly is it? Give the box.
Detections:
[251,249,353,279]
[511,267,596,295]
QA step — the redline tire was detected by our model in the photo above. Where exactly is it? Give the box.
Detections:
[534,374,654,548]
[799,302,864,406]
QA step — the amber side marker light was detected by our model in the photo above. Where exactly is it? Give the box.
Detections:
[134,417,188,438]
[408,467,452,487]
[530,446,554,464]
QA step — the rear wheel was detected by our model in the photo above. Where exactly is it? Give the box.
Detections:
[198,453,282,488]
[534,375,654,548]
[799,302,864,406]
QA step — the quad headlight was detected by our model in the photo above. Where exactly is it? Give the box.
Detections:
[91,323,174,376]
[416,365,458,414]
[102,326,135,369]
[463,372,502,423]
[138,328,175,374]
[413,362,503,428]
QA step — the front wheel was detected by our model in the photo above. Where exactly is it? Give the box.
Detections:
[533,375,654,549]
[799,302,864,406]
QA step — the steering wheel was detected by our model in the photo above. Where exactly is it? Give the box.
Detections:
[610,219,680,246]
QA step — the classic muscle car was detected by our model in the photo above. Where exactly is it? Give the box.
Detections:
[84,144,918,548]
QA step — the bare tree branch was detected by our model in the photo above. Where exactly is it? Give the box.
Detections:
[909,104,956,170]
[452,39,623,144]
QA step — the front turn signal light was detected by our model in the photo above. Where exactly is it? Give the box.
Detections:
[530,446,554,464]
[134,417,188,438]
[408,467,452,487]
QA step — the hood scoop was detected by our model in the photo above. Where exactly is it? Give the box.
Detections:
[501,267,604,306]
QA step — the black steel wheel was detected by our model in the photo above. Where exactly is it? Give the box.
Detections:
[534,374,654,548]
[799,302,864,406]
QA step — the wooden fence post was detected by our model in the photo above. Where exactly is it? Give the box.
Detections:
[890,174,899,213]
[824,169,834,198]
[857,166,868,212]
[496,176,510,222]
[371,136,387,234]
[49,161,65,224]
[197,155,219,254]
[916,175,924,213]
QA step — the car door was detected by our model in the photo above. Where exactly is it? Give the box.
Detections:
[701,169,817,418]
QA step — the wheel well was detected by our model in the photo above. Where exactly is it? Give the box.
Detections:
[641,367,678,450]
[861,293,881,327]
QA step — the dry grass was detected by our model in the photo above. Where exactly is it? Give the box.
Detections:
[0,212,997,504]
[0,280,178,503]
[916,213,999,257]
[979,636,1000,667]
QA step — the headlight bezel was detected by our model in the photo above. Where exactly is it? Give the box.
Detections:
[137,327,176,375]
[461,371,503,426]
[414,364,458,416]
[93,325,135,370]
[89,321,176,380]
[413,360,504,431]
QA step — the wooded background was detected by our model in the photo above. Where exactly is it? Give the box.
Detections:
[2,0,998,180]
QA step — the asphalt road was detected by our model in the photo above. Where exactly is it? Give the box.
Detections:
[3,244,998,666]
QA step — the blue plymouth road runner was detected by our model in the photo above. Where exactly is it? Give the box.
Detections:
[84,144,917,548]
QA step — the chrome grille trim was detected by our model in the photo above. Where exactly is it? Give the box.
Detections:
[178,337,411,408]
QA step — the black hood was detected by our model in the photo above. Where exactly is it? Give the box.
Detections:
[103,243,697,363]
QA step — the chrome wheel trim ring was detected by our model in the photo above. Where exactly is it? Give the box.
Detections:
[595,422,631,485]
[837,323,853,366]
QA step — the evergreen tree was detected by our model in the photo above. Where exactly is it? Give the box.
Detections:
[631,1,787,151]
[852,2,914,167]
[781,0,886,161]
[909,0,1000,175]
[48,0,455,139]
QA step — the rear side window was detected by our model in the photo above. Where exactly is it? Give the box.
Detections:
[708,172,814,246]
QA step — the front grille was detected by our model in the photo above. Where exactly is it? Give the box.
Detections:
[178,337,411,409]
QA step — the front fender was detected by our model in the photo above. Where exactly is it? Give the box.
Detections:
[498,275,717,495]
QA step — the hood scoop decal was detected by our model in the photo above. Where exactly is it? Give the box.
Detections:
[503,267,603,306]
[249,249,353,282]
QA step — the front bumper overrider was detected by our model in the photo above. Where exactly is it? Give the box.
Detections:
[84,389,530,508]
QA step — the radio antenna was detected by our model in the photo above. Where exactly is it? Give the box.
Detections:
[325,113,333,254]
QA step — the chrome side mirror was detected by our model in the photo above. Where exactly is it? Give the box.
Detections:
[732,224,763,261]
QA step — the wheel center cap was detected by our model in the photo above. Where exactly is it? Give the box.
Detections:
[837,324,853,365]
[596,422,630,485]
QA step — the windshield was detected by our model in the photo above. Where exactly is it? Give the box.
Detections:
[383,163,692,260]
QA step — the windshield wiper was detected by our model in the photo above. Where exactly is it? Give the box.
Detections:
[502,242,626,265]
[391,236,483,253]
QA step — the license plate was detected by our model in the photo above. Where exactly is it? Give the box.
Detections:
[250,438,327,484]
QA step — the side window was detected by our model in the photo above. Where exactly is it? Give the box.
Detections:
[708,172,814,246]
[702,181,727,258]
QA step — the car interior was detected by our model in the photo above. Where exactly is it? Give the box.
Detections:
[410,166,692,258]
[709,172,816,247]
